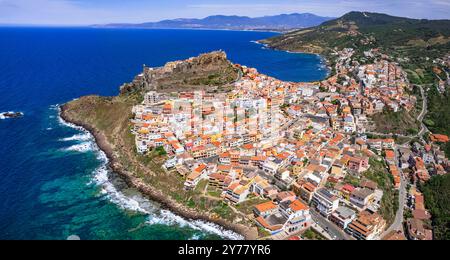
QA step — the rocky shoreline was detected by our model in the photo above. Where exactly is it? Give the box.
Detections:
[60,104,258,240]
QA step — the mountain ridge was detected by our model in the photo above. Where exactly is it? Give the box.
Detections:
[262,11,450,54]
[94,13,335,31]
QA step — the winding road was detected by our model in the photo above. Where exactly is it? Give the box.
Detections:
[381,84,429,239]
[365,84,430,145]
[380,148,407,239]
[415,85,431,143]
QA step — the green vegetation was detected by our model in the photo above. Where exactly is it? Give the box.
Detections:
[371,108,419,136]
[208,189,222,198]
[302,228,327,240]
[426,86,450,135]
[280,104,290,109]
[186,199,196,208]
[325,181,336,189]
[189,66,239,86]
[363,158,398,226]
[344,174,360,187]
[62,93,243,225]
[425,85,450,157]
[235,198,270,216]
[404,208,413,220]
[424,119,435,127]
[155,146,167,156]
[212,202,234,219]
[420,174,450,240]
[194,179,209,194]
[257,227,271,238]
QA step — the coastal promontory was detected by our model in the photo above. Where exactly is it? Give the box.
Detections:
[60,51,259,240]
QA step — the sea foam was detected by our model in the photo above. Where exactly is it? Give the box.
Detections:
[62,142,94,153]
[57,109,243,240]
[59,133,92,142]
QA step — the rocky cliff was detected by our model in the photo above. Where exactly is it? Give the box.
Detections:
[120,51,239,94]
[59,51,259,240]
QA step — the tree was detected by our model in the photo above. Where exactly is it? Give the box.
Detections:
[421,174,450,240]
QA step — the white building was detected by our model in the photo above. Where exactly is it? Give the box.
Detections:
[144,91,160,105]
[311,188,340,217]
[262,160,280,175]
[350,188,375,209]
[329,206,356,229]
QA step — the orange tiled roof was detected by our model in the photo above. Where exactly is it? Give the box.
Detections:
[385,150,395,159]
[255,201,277,213]
[290,200,309,212]
[430,134,450,143]
[194,164,207,173]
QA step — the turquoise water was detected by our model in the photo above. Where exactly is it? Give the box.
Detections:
[0,28,327,240]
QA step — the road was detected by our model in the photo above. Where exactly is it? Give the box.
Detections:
[415,85,430,143]
[417,85,428,122]
[366,84,430,145]
[380,147,407,239]
[310,210,354,240]
[379,85,430,238]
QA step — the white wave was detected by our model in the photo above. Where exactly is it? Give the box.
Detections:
[56,105,86,132]
[62,142,94,153]
[56,108,243,240]
[59,133,92,142]
[190,234,202,240]
[93,165,154,214]
[146,209,243,240]
[91,154,156,216]
[92,148,243,240]
[58,115,84,131]
[46,128,53,131]
[91,159,243,240]
[191,219,244,240]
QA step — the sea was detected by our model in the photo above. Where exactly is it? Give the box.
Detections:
[0,27,328,240]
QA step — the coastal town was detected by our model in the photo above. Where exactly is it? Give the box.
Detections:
[128,49,449,240]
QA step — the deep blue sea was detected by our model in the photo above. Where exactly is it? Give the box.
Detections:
[0,27,327,240]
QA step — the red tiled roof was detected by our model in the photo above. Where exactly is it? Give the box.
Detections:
[290,200,309,212]
[254,201,277,213]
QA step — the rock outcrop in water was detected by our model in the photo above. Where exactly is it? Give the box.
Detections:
[120,51,239,94]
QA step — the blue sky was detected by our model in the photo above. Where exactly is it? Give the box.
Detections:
[0,0,449,25]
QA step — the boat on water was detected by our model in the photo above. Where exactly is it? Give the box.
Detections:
[0,111,24,119]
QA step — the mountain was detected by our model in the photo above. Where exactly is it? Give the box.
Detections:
[262,11,450,86]
[96,13,335,31]
[262,11,450,55]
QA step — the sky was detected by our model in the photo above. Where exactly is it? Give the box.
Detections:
[0,0,449,26]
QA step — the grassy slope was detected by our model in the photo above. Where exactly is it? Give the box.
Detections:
[371,109,420,136]
[62,92,267,241]
[425,86,450,157]
[364,158,398,226]
[343,157,398,226]
[64,94,242,220]
[421,174,450,240]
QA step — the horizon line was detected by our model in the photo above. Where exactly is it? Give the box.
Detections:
[1,10,449,27]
